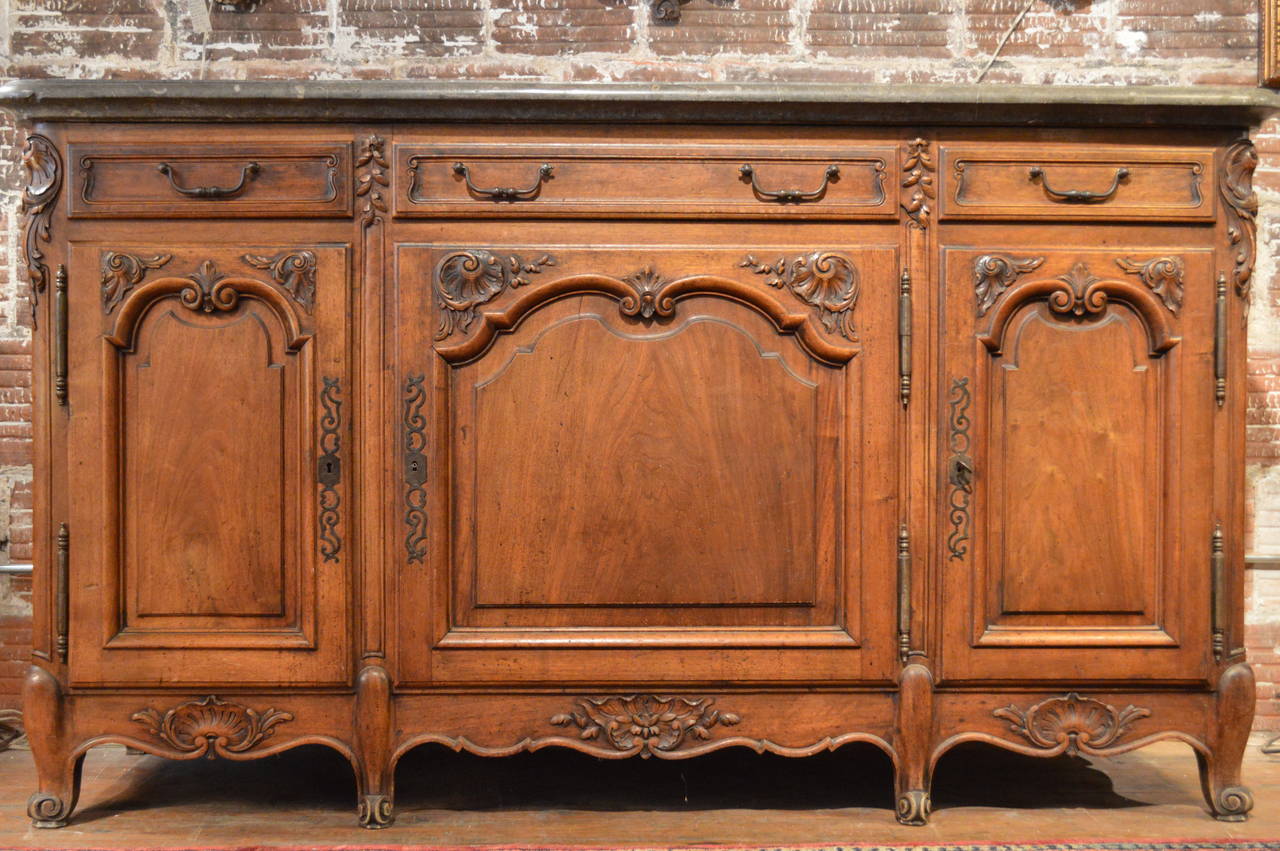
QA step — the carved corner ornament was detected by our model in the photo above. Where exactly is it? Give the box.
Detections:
[993,692,1151,757]
[101,252,172,314]
[434,250,556,340]
[901,138,936,229]
[550,695,740,758]
[1220,139,1257,310]
[740,252,860,340]
[243,250,317,313]
[651,0,688,23]
[130,695,294,758]
[21,135,63,324]
[1116,256,1184,314]
[973,254,1044,317]
[356,135,389,228]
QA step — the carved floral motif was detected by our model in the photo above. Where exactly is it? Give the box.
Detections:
[1047,262,1109,317]
[130,695,293,758]
[973,254,1044,317]
[993,692,1150,756]
[901,138,936,229]
[740,252,860,340]
[1220,139,1257,308]
[356,135,390,229]
[1115,256,1184,313]
[21,135,63,322]
[435,250,556,340]
[243,250,317,312]
[551,695,740,758]
[101,252,172,314]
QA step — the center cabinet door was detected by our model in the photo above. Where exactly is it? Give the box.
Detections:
[393,222,901,686]
[936,243,1218,684]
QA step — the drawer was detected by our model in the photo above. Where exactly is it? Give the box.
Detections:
[68,143,352,218]
[395,143,898,219]
[938,145,1216,222]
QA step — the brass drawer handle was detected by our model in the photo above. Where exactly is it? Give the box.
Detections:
[452,161,554,201]
[739,163,839,203]
[157,161,261,199]
[1028,165,1129,203]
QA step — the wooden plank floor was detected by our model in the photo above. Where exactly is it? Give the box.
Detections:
[2,736,1280,847]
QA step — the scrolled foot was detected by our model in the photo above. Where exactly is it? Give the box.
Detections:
[27,792,71,829]
[1211,785,1253,822]
[896,790,931,826]
[358,794,394,829]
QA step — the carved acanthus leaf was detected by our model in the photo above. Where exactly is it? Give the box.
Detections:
[1115,256,1184,313]
[21,135,63,323]
[740,251,860,340]
[620,266,670,319]
[1220,139,1257,309]
[973,254,1044,317]
[434,250,556,340]
[993,692,1150,757]
[550,695,740,758]
[356,135,390,228]
[101,252,172,314]
[130,695,293,758]
[242,250,317,312]
[901,138,936,229]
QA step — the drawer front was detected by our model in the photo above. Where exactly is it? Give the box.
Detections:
[396,143,898,219]
[939,145,1215,222]
[69,143,352,218]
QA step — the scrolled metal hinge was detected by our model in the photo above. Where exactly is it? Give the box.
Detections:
[317,377,342,563]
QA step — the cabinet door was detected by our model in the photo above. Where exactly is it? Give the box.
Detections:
[393,222,901,686]
[938,244,1217,683]
[66,242,351,687]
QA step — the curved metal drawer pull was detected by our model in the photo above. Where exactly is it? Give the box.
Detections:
[739,163,839,203]
[157,161,261,199]
[1028,165,1129,203]
[452,161,554,201]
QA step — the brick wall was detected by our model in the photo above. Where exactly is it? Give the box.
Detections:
[0,0,1276,724]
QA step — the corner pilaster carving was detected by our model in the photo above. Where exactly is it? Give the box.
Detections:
[901,138,935,229]
[357,135,389,228]
[1220,139,1257,309]
[21,135,63,323]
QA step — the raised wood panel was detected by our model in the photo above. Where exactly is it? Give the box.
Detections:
[129,308,291,623]
[938,244,1217,683]
[65,241,352,687]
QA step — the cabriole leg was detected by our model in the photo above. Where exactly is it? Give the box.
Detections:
[894,663,935,825]
[355,665,395,829]
[1198,662,1255,821]
[24,666,82,828]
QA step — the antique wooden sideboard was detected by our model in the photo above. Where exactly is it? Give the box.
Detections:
[3,80,1275,828]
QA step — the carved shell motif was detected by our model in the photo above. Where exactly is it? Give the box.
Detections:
[20,135,63,322]
[131,695,293,758]
[551,695,740,758]
[993,692,1150,756]
[740,252,860,340]
[434,250,556,340]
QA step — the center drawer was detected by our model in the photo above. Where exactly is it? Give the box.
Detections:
[394,142,899,219]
